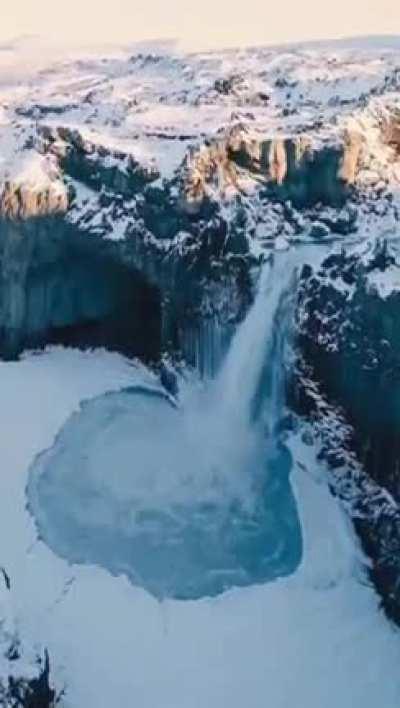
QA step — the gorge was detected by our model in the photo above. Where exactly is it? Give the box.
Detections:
[2,36,400,707]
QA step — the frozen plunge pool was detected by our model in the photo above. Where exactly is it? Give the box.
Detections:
[27,386,302,600]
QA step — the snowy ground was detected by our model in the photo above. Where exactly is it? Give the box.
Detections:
[0,347,400,707]
[1,38,400,190]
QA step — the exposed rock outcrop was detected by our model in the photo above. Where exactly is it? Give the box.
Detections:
[182,127,363,212]
[0,570,58,707]
[41,125,160,197]
[0,180,68,220]
[0,153,69,220]
[381,108,400,155]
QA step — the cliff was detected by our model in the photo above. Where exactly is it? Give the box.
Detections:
[295,240,400,622]
[183,128,362,213]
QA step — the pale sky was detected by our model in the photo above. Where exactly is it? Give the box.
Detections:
[1,0,400,51]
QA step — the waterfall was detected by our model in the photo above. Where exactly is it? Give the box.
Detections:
[215,251,300,429]
[27,249,308,602]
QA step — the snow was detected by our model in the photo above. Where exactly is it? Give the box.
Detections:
[367,256,400,298]
[0,38,400,191]
[0,347,400,706]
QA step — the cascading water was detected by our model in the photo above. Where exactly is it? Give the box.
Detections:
[215,252,299,428]
[27,250,303,600]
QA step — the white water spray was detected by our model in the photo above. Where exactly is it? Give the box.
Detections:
[216,251,300,428]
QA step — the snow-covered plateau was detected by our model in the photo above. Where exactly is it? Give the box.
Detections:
[2,35,400,707]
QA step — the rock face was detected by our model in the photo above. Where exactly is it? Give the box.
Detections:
[295,241,400,621]
[42,125,160,197]
[0,216,163,361]
[0,151,69,220]
[297,241,400,498]
[0,207,250,368]
[382,108,400,155]
[183,128,362,212]
[0,179,68,220]
[0,122,388,371]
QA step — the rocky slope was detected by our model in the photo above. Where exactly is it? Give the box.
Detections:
[0,568,57,706]
[298,240,400,497]
[293,239,400,622]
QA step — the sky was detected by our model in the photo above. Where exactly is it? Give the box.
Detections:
[0,0,399,51]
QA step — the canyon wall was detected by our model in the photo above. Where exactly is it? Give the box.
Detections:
[295,241,400,622]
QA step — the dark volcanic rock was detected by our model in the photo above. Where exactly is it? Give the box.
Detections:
[6,651,56,708]
[0,217,162,362]
[0,571,58,707]
[297,240,400,499]
[0,208,252,372]
[294,239,400,623]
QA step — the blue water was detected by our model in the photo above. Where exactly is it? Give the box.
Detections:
[27,385,302,600]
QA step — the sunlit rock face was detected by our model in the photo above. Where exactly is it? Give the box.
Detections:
[0,152,69,220]
[0,180,68,220]
[182,129,362,213]
[381,108,400,156]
